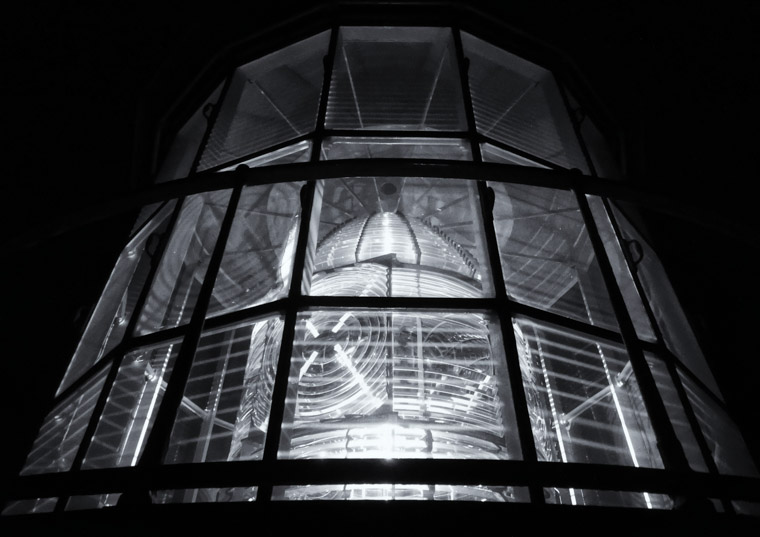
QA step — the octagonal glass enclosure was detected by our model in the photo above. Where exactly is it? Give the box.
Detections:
[7,17,757,520]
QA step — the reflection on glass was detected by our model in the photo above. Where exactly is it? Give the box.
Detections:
[678,372,757,477]
[21,370,107,475]
[514,317,663,474]
[326,27,466,130]
[321,137,472,160]
[218,140,312,171]
[156,83,224,182]
[1,498,57,516]
[273,484,527,502]
[207,183,303,318]
[490,183,617,330]
[305,177,493,297]
[153,488,257,504]
[545,488,673,510]
[610,205,722,398]
[480,143,548,168]
[199,31,329,171]
[136,190,232,334]
[586,196,655,341]
[82,343,179,469]
[65,494,121,511]
[645,354,708,472]
[59,202,176,394]
[279,310,520,460]
[463,32,587,172]
[164,316,283,463]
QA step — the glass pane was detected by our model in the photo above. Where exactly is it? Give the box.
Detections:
[587,196,656,341]
[480,143,549,168]
[164,316,283,463]
[321,137,471,160]
[21,371,106,475]
[273,485,527,502]
[199,31,329,171]
[490,182,617,330]
[278,310,521,460]
[153,488,257,504]
[218,140,312,171]
[207,183,303,318]
[82,342,180,469]
[646,354,708,472]
[1,498,57,515]
[305,177,493,297]
[514,317,663,469]
[136,190,232,335]
[156,82,224,182]
[610,205,722,398]
[326,27,466,131]
[678,371,757,477]
[65,494,121,511]
[58,202,176,394]
[463,32,587,171]
[545,488,673,509]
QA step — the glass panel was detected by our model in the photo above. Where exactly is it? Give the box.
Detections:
[321,137,471,160]
[207,183,303,318]
[136,190,232,335]
[156,82,224,182]
[1,498,57,515]
[152,488,257,503]
[678,371,757,477]
[218,140,312,171]
[733,501,760,517]
[545,488,673,509]
[305,177,493,298]
[490,182,617,330]
[326,27,466,131]
[82,342,180,469]
[65,494,121,511]
[278,310,521,460]
[199,31,329,171]
[514,317,663,469]
[646,354,708,472]
[21,370,107,475]
[164,316,283,463]
[480,143,549,168]
[610,205,722,397]
[58,202,176,393]
[586,196,655,341]
[273,485,527,502]
[463,32,587,171]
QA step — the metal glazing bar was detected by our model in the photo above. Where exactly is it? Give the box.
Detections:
[312,28,340,162]
[556,78,597,177]
[129,184,244,502]
[572,183,692,480]
[452,27,481,163]
[188,73,234,175]
[321,128,470,138]
[475,179,542,504]
[11,458,760,503]
[258,181,317,502]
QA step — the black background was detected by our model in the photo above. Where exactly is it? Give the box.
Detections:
[1,0,758,492]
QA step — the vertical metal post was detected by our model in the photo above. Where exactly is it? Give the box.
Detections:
[456,26,541,501]
[311,27,339,163]
[189,73,235,175]
[127,184,243,502]
[556,79,597,177]
[573,184,692,478]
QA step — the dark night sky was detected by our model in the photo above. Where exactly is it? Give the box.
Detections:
[1,1,758,486]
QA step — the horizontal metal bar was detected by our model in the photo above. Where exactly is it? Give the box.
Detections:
[6,160,717,251]
[10,459,760,502]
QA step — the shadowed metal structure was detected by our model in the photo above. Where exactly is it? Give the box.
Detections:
[2,2,758,534]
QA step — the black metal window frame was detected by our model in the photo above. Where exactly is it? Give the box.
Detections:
[6,20,758,515]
